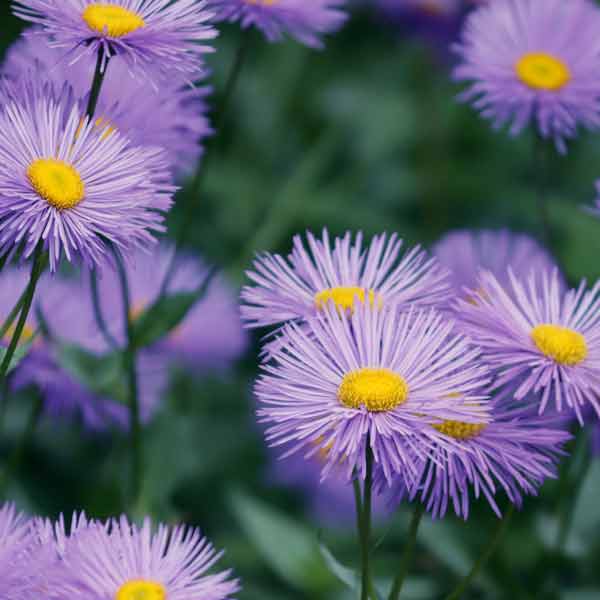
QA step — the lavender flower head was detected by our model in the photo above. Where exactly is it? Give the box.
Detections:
[1,33,214,178]
[0,77,174,271]
[207,0,348,49]
[458,269,600,424]
[432,229,560,298]
[242,229,450,330]
[1,267,167,431]
[12,0,217,80]
[94,245,248,370]
[453,0,600,153]
[256,303,490,485]
[55,515,240,599]
[382,398,569,519]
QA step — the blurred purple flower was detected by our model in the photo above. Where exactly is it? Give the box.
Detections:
[206,0,347,48]
[453,0,600,153]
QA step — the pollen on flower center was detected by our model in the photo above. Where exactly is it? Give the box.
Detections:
[314,287,380,312]
[531,324,588,366]
[82,4,146,37]
[27,159,85,210]
[433,420,486,440]
[115,579,166,600]
[338,368,408,412]
[515,52,571,91]
[2,323,35,347]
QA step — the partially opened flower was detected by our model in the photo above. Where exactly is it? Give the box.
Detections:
[0,77,174,271]
[458,269,600,423]
[453,0,600,152]
[242,230,450,329]
[432,229,560,298]
[92,245,248,371]
[207,0,347,49]
[256,304,490,485]
[56,515,240,599]
[2,33,213,178]
[383,399,569,519]
[12,0,217,80]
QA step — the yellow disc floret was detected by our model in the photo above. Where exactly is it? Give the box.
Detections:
[27,159,85,210]
[433,420,486,440]
[515,52,571,91]
[83,4,146,37]
[338,368,408,412]
[115,580,166,600]
[315,287,380,312]
[531,324,588,366]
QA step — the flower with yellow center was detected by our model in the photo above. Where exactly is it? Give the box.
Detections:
[82,4,146,37]
[531,324,588,366]
[338,368,409,412]
[314,287,380,313]
[515,52,571,91]
[115,580,166,600]
[27,159,85,211]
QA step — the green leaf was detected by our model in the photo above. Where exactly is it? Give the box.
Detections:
[54,344,127,404]
[319,543,358,591]
[130,269,216,349]
[229,489,336,593]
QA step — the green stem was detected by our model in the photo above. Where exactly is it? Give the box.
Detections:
[444,504,515,600]
[534,134,552,247]
[388,504,424,600]
[85,47,110,120]
[90,269,118,349]
[555,430,592,552]
[359,446,374,600]
[112,248,142,509]
[0,245,45,385]
[0,393,43,496]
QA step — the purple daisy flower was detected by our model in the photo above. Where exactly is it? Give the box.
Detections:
[256,303,491,485]
[92,245,248,371]
[0,76,174,272]
[458,269,600,423]
[242,230,450,330]
[11,0,217,81]
[382,398,570,519]
[207,0,347,49]
[453,0,600,153]
[1,267,167,431]
[55,515,240,599]
[432,229,560,298]
[1,33,214,178]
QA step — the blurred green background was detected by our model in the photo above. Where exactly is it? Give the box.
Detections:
[2,2,600,598]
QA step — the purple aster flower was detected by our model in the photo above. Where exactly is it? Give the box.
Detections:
[55,515,240,599]
[256,303,491,485]
[432,229,560,298]
[11,0,217,81]
[0,77,174,272]
[242,230,450,330]
[267,441,389,526]
[1,32,213,178]
[207,0,347,49]
[453,0,600,153]
[458,269,600,423]
[1,267,167,431]
[92,245,248,371]
[381,398,570,519]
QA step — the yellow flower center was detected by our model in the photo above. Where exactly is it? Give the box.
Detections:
[433,420,487,440]
[531,324,588,366]
[515,52,571,91]
[245,0,278,5]
[3,323,35,347]
[76,116,116,141]
[338,368,408,412]
[115,580,166,600]
[314,287,380,312]
[27,159,85,210]
[83,4,146,37]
